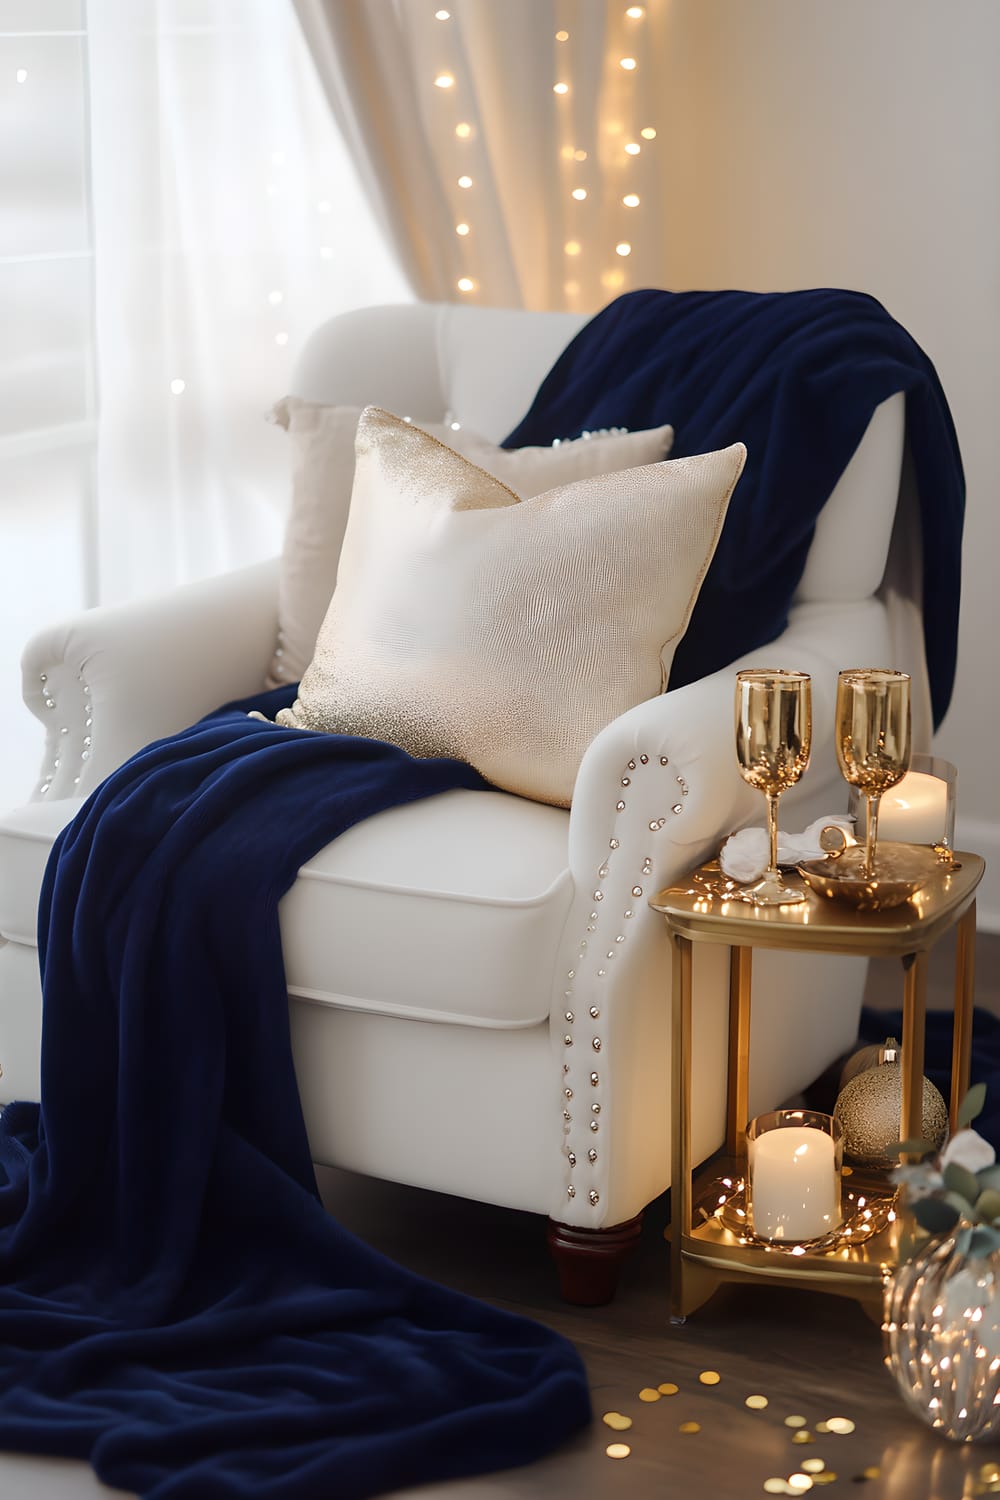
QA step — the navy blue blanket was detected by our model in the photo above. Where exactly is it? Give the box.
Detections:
[505,288,965,728]
[0,692,590,1497]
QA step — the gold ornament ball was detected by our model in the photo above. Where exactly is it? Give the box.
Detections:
[834,1064,948,1166]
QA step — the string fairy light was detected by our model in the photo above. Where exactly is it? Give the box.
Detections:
[16,67,28,83]
[436,5,662,308]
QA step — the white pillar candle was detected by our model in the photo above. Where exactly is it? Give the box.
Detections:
[749,1126,841,1241]
[872,770,949,845]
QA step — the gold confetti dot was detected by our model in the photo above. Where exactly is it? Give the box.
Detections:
[658,1382,679,1395]
[764,1481,791,1496]
[699,1370,721,1385]
[638,1386,661,1402]
[814,1421,830,1434]
[811,1477,837,1488]
[791,1431,816,1445]
[601,1411,633,1431]
[784,1414,808,1428]
[800,1459,825,1474]
[982,1466,1000,1483]
[605,1442,631,1459]
[861,1468,881,1481]
[679,1421,701,1434]
[825,1417,855,1435]
[746,1394,769,1409]
[788,1478,814,1494]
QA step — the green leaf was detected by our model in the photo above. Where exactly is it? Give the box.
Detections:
[889,1137,935,1160]
[976,1189,1000,1222]
[976,1165,1000,1192]
[968,1225,1000,1258]
[944,1162,981,1205]
[958,1082,988,1128]
[913,1197,961,1234]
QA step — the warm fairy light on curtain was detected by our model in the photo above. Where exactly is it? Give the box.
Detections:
[429,2,659,307]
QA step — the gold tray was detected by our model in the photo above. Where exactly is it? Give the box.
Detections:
[797,841,947,911]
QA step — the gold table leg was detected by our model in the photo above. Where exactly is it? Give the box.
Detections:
[727,946,752,1158]
[950,899,977,1129]
[670,932,693,1324]
[901,949,928,1148]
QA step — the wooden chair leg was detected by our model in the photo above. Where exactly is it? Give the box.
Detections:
[546,1214,644,1306]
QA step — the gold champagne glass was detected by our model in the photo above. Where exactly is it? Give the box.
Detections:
[835,669,912,879]
[735,670,813,905]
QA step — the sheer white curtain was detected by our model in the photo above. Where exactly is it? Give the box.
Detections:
[0,0,408,802]
[293,0,668,312]
[87,0,409,604]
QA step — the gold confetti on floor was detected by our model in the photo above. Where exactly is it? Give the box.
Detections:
[657,1382,679,1396]
[746,1394,769,1410]
[784,1414,807,1428]
[862,1467,881,1481]
[825,1417,855,1435]
[791,1431,816,1445]
[605,1442,631,1460]
[601,1411,633,1431]
[699,1369,721,1385]
[814,1421,830,1434]
[638,1386,661,1402]
[811,1476,837,1488]
[764,1480,790,1495]
[787,1477,814,1493]
[983,1465,1000,1484]
[678,1421,701,1434]
[800,1459,825,1474]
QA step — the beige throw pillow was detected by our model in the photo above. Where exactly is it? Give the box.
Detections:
[265,397,674,687]
[274,408,746,807]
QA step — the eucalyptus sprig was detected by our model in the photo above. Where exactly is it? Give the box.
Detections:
[893,1082,1000,1260]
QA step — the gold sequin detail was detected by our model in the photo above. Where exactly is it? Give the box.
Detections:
[784,1414,807,1428]
[605,1442,631,1459]
[638,1387,661,1402]
[746,1394,769,1410]
[657,1382,679,1396]
[678,1421,700,1434]
[601,1412,633,1431]
[699,1370,721,1385]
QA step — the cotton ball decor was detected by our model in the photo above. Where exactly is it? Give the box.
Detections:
[834,1039,948,1167]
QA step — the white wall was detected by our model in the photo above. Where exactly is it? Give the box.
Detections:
[653,0,1000,926]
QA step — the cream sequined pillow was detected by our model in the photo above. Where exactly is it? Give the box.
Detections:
[275,408,746,807]
[265,398,674,687]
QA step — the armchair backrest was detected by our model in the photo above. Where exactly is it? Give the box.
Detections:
[290,301,922,731]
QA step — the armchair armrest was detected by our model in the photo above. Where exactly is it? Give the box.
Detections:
[21,558,279,802]
[569,597,892,889]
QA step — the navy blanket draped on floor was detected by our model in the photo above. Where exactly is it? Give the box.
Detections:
[504,287,965,728]
[0,691,590,1498]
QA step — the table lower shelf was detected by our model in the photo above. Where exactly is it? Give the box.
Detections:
[667,1157,901,1318]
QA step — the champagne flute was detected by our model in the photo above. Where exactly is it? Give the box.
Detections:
[835,669,911,879]
[734,670,813,905]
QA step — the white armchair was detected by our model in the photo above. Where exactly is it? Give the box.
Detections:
[0,301,916,1303]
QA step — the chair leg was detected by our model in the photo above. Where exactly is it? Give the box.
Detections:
[546,1213,644,1306]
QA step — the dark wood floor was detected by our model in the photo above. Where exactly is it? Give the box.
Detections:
[311,931,1000,1500]
[1,936,997,1498]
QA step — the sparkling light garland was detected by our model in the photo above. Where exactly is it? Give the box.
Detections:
[431,2,659,305]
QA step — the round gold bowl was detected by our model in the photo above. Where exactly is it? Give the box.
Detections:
[796,842,943,911]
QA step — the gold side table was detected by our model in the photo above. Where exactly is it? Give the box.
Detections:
[650,853,984,1323]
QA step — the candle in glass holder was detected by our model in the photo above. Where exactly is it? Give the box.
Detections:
[747,1110,842,1242]
[851,754,957,848]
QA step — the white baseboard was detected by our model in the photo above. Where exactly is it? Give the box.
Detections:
[956,816,1000,932]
